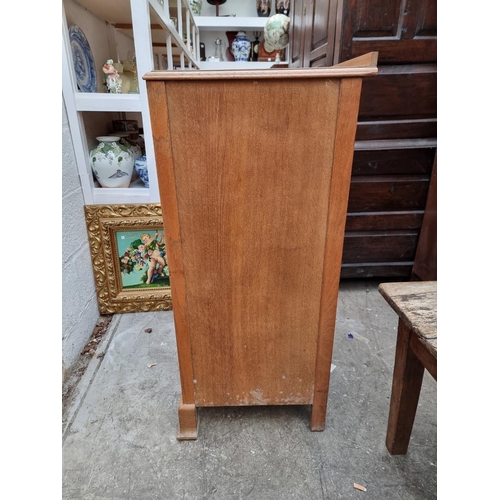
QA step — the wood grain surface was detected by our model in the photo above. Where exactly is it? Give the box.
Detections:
[379,280,437,454]
[378,281,437,357]
[164,77,340,407]
[145,54,378,434]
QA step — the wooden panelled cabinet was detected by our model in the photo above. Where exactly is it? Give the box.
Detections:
[289,0,437,279]
[145,54,378,439]
[340,0,437,279]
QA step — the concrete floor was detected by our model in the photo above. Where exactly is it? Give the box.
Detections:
[62,279,437,500]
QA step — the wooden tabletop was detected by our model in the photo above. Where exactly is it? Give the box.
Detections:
[378,281,437,358]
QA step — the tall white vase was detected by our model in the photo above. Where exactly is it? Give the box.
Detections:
[89,136,135,188]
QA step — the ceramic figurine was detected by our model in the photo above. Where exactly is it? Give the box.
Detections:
[275,0,290,16]
[256,0,271,17]
[264,14,290,52]
[102,60,122,94]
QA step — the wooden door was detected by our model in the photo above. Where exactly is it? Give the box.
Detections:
[290,0,339,67]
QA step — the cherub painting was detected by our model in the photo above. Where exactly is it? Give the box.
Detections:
[117,229,170,289]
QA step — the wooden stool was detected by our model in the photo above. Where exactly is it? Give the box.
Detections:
[378,281,437,455]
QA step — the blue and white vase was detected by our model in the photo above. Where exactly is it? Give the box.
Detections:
[232,32,251,62]
[135,155,149,188]
[89,136,134,188]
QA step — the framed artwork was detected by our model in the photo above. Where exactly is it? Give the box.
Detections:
[84,204,172,314]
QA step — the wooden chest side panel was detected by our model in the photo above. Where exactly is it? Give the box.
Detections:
[164,79,340,406]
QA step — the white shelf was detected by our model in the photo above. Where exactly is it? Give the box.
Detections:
[74,93,142,112]
[198,61,277,70]
[195,16,267,31]
[92,182,154,205]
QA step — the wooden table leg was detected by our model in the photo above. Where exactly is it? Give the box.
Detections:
[386,320,425,455]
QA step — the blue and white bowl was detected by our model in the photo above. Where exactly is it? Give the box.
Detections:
[135,156,149,187]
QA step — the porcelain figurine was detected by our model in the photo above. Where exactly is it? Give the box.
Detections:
[102,60,122,94]
[275,0,290,16]
[264,14,290,52]
[256,0,271,17]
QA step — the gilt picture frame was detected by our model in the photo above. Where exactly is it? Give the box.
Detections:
[84,204,172,314]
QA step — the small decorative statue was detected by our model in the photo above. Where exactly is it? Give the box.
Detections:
[275,0,290,16]
[257,0,272,17]
[264,14,290,52]
[102,59,122,94]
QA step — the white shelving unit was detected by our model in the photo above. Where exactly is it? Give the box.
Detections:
[62,0,199,205]
[62,0,289,206]
[195,16,267,31]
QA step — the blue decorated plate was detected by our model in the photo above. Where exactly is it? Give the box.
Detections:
[69,25,97,93]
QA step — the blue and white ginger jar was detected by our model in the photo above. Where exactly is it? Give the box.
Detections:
[232,31,251,62]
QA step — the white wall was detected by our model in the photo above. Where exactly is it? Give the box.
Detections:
[62,98,101,379]
[62,0,138,379]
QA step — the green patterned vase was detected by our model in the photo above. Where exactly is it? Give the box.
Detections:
[89,136,135,188]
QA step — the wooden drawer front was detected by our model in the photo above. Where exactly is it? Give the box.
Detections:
[345,211,424,232]
[352,39,437,64]
[355,119,437,142]
[340,146,435,279]
[347,175,430,212]
[342,231,420,264]
[352,148,436,176]
[358,66,437,120]
[341,262,414,279]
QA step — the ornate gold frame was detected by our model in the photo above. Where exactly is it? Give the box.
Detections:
[84,204,172,314]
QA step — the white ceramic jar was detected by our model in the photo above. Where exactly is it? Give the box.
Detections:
[89,136,135,188]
